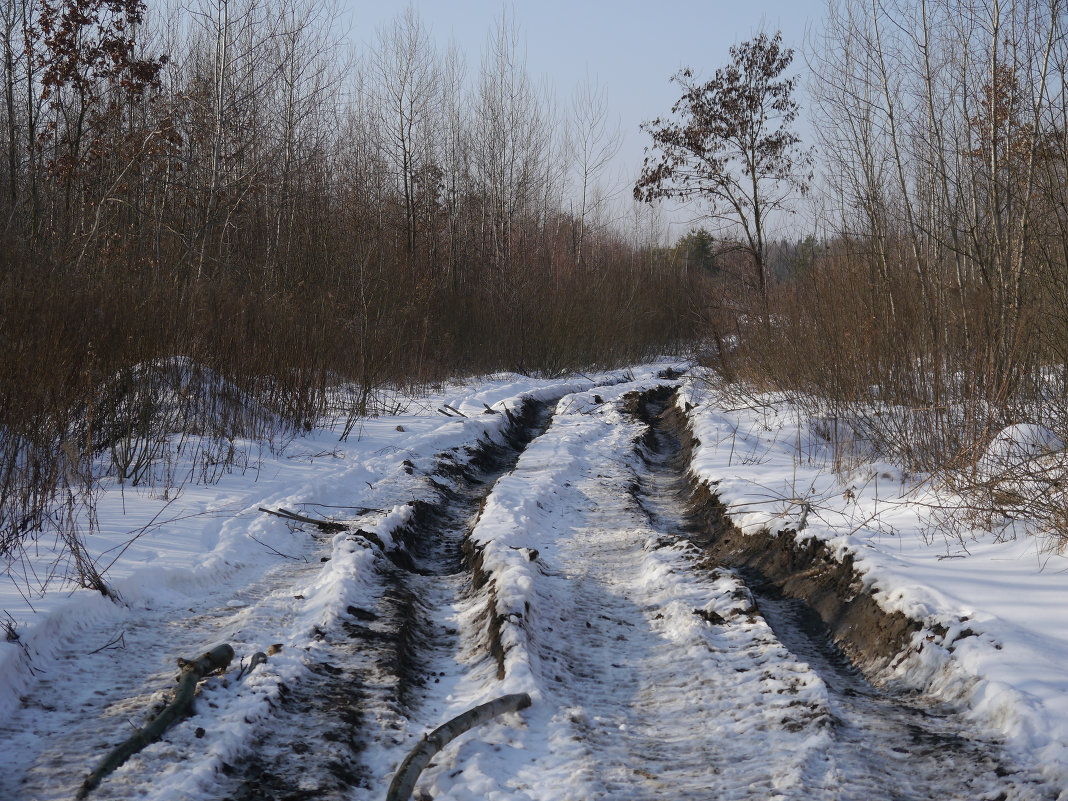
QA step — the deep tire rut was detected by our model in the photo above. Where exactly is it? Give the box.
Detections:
[5,380,1063,801]
[217,401,555,800]
[632,386,1056,800]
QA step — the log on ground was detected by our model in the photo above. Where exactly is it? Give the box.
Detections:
[386,693,532,801]
[76,644,235,799]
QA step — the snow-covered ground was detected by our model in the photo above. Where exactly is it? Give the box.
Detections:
[679,372,1068,793]
[1,363,1067,799]
[423,376,1057,799]
[411,375,836,799]
[0,370,622,799]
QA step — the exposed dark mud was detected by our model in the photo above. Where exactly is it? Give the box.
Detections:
[687,479,920,673]
[627,386,1056,799]
[220,399,553,800]
[627,385,919,673]
[459,402,556,680]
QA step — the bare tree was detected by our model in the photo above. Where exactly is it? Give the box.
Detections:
[264,0,345,276]
[370,4,439,258]
[0,0,43,228]
[439,39,468,286]
[568,69,621,266]
[635,31,811,316]
[807,0,900,326]
[182,0,280,279]
[471,9,550,274]
[1,0,20,213]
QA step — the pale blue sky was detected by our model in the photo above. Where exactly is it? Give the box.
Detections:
[341,0,827,236]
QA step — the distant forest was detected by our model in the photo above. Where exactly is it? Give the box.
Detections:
[5,0,1068,554]
[0,2,707,551]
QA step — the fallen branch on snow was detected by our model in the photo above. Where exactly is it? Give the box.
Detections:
[236,650,268,680]
[385,693,532,801]
[76,644,234,799]
[257,506,348,532]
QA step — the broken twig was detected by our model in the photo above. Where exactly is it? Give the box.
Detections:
[247,532,306,561]
[258,507,347,532]
[87,630,127,655]
[236,651,268,680]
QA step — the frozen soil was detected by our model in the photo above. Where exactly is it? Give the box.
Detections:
[641,388,921,673]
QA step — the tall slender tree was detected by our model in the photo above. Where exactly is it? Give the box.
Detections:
[635,31,810,316]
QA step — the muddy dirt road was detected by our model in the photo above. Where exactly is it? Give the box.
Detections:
[1,379,1059,800]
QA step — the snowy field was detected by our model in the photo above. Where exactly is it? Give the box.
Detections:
[1,364,1067,799]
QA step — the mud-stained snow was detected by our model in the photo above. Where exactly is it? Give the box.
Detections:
[413,379,832,799]
[679,372,1068,797]
[1,364,1067,800]
[0,371,618,800]
[420,379,1056,800]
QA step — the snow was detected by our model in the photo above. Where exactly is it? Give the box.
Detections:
[410,371,837,799]
[2,362,1068,799]
[978,423,1065,474]
[679,371,1068,794]
[0,370,622,799]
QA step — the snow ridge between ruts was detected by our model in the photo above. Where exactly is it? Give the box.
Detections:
[429,372,833,800]
[459,370,760,701]
[462,376,665,702]
[0,371,623,800]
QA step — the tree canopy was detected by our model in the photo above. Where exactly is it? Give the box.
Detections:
[635,31,810,311]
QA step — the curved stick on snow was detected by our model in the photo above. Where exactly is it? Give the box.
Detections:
[257,506,347,532]
[385,693,532,801]
[76,644,235,800]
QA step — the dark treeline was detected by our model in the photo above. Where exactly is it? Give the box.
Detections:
[0,1,701,561]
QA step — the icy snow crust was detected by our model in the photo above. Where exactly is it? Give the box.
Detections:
[0,364,1066,799]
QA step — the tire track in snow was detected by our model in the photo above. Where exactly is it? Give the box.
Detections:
[749,584,1055,800]
[10,374,1056,800]
[527,512,824,799]
[214,401,557,800]
[415,383,830,800]
[0,398,557,801]
[412,383,1060,800]
[637,388,1057,800]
